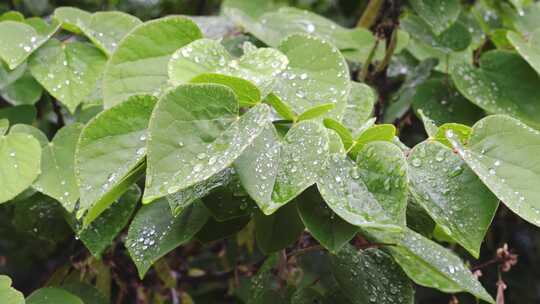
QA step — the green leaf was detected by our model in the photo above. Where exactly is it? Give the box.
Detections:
[77,11,142,56]
[166,168,234,216]
[188,16,237,39]
[248,253,283,302]
[330,245,414,304]
[412,78,484,126]
[417,109,438,138]
[0,18,60,69]
[507,28,540,75]
[273,34,350,120]
[433,123,471,148]
[190,73,261,107]
[13,193,71,241]
[235,121,329,215]
[447,115,540,227]
[296,188,358,253]
[144,84,271,203]
[254,200,304,253]
[103,16,202,108]
[0,104,36,124]
[196,216,250,243]
[297,103,335,122]
[0,131,41,203]
[452,50,540,129]
[26,287,83,304]
[264,92,296,121]
[318,141,407,230]
[9,123,48,146]
[61,282,108,304]
[0,61,25,89]
[0,11,25,22]
[323,118,353,150]
[168,38,288,95]
[33,123,83,211]
[365,228,494,303]
[201,177,256,221]
[29,39,107,113]
[348,124,396,158]
[383,58,438,123]
[76,95,156,225]
[507,2,540,37]
[0,119,7,135]
[222,0,278,20]
[342,82,376,137]
[76,186,140,258]
[401,14,471,53]
[52,7,91,34]
[126,199,209,278]
[409,0,461,35]
[408,141,498,257]
[1,71,42,105]
[291,288,325,304]
[0,275,24,304]
[55,8,141,55]
[224,6,377,63]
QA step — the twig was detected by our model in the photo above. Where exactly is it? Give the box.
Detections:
[375,28,398,74]
[287,245,324,258]
[357,0,385,28]
[359,39,380,82]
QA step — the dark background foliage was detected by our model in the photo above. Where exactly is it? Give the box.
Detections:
[0,0,538,303]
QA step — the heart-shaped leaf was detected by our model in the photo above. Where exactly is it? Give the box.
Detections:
[507,28,540,75]
[447,115,540,227]
[452,50,540,129]
[296,187,358,253]
[52,7,91,34]
[126,198,209,278]
[273,34,350,120]
[330,245,414,304]
[54,8,142,56]
[103,16,202,108]
[191,73,261,106]
[365,228,494,303]
[409,0,461,35]
[401,14,471,53]
[235,121,329,215]
[76,95,156,225]
[342,82,376,136]
[75,186,140,257]
[0,130,41,204]
[26,287,83,304]
[13,193,71,241]
[223,5,377,63]
[1,71,42,106]
[317,141,407,229]
[144,84,271,203]
[29,39,107,113]
[0,275,24,304]
[33,123,83,211]
[166,167,234,216]
[0,18,59,69]
[412,78,484,126]
[408,141,498,257]
[254,200,304,253]
[168,38,288,95]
